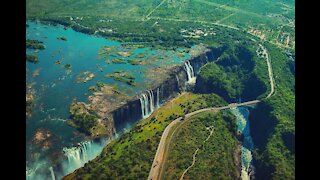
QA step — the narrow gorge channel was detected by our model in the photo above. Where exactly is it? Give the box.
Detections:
[230,107,255,180]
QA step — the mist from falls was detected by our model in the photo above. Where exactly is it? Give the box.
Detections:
[62,138,108,176]
[26,138,108,180]
[26,22,209,180]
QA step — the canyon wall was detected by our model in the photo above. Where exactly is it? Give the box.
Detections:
[110,49,217,133]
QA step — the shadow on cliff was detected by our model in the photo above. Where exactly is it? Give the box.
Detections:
[249,102,278,180]
[249,102,278,149]
[194,45,267,103]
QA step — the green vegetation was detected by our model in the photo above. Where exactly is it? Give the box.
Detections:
[64,64,72,69]
[127,59,143,65]
[96,81,104,88]
[55,60,62,64]
[116,76,135,86]
[97,46,114,58]
[195,43,268,102]
[164,111,239,179]
[26,54,39,63]
[57,36,67,41]
[105,71,136,86]
[26,39,45,50]
[112,90,120,95]
[196,62,236,100]
[64,93,227,179]
[249,42,295,179]
[107,58,126,64]
[41,15,253,49]
[76,71,95,83]
[26,0,294,49]
[88,81,105,92]
[26,1,294,179]
[194,41,294,179]
[72,113,98,135]
[134,51,149,58]
[88,86,98,93]
[69,102,98,135]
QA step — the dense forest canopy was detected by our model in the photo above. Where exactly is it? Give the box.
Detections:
[26,0,295,179]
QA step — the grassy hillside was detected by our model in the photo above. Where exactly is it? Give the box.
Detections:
[26,1,295,179]
[249,42,295,179]
[195,43,269,102]
[163,111,240,180]
[64,92,228,179]
[193,40,295,179]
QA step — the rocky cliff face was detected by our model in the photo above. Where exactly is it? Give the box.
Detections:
[111,98,142,132]
[110,48,218,134]
[111,66,185,133]
[190,50,212,74]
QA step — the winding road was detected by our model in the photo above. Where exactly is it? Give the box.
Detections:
[144,0,167,21]
[147,100,260,180]
[261,44,276,99]
[148,42,275,180]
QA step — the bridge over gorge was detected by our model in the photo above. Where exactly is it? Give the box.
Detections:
[148,99,260,180]
[148,43,275,180]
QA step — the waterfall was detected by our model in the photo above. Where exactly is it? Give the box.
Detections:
[64,147,81,169]
[62,138,107,175]
[139,96,144,118]
[140,93,149,119]
[49,167,55,180]
[176,75,180,91]
[140,89,160,119]
[26,140,108,180]
[157,88,160,108]
[143,94,149,117]
[147,90,154,113]
[205,55,209,63]
[184,60,196,83]
[26,160,61,180]
[187,60,195,78]
[184,61,192,80]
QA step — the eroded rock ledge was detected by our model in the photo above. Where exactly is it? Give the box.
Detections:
[68,47,220,139]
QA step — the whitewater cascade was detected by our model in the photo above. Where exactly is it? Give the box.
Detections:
[147,90,154,113]
[230,107,255,180]
[184,60,196,83]
[49,167,55,180]
[140,93,149,119]
[62,138,107,175]
[175,74,180,90]
[157,87,160,108]
[205,55,209,63]
[140,88,161,119]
